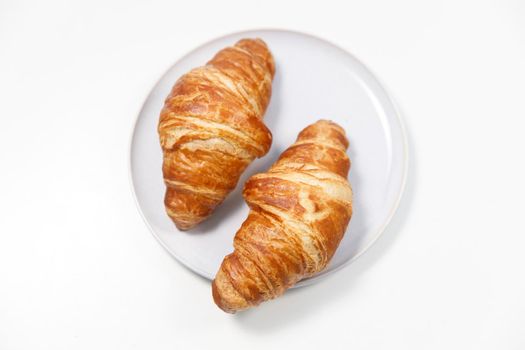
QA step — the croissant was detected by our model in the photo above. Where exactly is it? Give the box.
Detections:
[212,120,353,313]
[158,38,275,230]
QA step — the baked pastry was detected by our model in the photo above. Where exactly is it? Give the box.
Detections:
[158,38,275,230]
[212,120,353,312]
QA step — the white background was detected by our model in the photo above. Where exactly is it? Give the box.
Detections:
[1,0,524,349]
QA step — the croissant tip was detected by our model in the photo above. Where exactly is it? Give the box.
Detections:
[238,37,267,45]
[170,218,197,231]
[212,279,237,314]
[171,216,205,230]
[314,119,345,130]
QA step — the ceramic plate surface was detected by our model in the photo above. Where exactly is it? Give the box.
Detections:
[130,29,407,287]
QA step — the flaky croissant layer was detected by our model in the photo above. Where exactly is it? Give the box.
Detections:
[212,120,353,313]
[158,38,275,230]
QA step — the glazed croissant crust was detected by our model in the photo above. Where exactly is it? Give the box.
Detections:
[158,38,275,230]
[212,120,353,313]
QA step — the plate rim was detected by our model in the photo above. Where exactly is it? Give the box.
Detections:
[128,28,409,288]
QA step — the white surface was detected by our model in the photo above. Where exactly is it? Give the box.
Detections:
[130,29,407,284]
[1,0,525,349]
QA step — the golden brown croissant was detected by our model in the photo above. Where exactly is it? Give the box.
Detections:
[212,120,353,313]
[158,38,275,230]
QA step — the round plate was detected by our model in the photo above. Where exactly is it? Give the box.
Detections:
[130,29,408,287]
